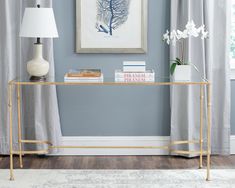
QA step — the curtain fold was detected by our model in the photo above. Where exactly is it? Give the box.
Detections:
[0,0,62,154]
[170,0,231,156]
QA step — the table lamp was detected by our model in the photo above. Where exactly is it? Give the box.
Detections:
[20,5,58,82]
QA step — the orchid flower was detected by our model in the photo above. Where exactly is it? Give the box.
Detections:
[163,30,170,45]
[197,25,209,39]
[177,29,188,39]
[197,25,205,33]
[186,20,199,37]
[200,26,209,39]
[201,30,209,39]
[170,30,178,46]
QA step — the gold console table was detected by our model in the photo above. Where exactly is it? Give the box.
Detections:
[8,77,211,181]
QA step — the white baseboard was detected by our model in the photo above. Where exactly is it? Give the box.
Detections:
[52,136,235,156]
[231,135,235,154]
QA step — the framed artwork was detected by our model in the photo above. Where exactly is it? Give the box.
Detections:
[76,0,148,53]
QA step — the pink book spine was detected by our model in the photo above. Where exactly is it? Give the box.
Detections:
[124,77,146,82]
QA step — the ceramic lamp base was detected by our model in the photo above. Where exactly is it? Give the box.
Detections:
[27,44,49,82]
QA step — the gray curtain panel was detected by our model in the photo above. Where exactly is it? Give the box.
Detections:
[0,0,62,154]
[170,0,231,156]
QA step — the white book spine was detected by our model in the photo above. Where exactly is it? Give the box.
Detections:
[64,77,103,80]
[123,66,146,72]
[115,78,155,83]
[64,74,103,81]
[64,75,104,83]
[64,79,103,83]
[123,61,146,72]
[123,61,146,66]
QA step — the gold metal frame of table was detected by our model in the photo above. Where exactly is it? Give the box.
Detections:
[7,79,211,181]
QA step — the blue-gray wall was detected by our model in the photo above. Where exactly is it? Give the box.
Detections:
[53,0,235,136]
[53,0,171,136]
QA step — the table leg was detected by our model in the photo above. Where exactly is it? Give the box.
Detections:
[206,84,212,181]
[199,85,204,169]
[17,85,23,168]
[8,83,14,181]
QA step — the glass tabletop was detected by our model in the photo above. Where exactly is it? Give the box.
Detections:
[10,75,210,85]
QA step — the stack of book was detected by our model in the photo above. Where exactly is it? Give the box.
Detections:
[64,69,103,83]
[115,61,155,83]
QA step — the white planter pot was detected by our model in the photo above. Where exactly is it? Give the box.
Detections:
[173,65,191,82]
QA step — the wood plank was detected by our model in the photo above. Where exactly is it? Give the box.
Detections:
[0,155,234,169]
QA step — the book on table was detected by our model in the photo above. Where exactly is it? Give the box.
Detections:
[64,69,103,83]
[67,69,102,77]
[115,70,155,83]
[123,61,146,72]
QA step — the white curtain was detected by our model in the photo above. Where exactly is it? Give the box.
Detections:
[170,0,231,156]
[0,0,61,154]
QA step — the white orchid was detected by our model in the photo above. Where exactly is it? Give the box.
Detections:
[197,25,205,33]
[197,25,209,39]
[170,30,179,46]
[162,20,209,75]
[162,20,209,46]
[185,20,196,30]
[177,29,188,39]
[163,30,170,45]
[201,30,209,39]
[185,20,199,37]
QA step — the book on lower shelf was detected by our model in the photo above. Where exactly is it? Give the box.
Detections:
[115,70,155,83]
[64,69,103,83]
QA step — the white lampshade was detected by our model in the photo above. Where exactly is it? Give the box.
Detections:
[20,8,58,38]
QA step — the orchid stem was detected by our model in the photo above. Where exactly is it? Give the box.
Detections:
[179,40,185,65]
[182,40,185,65]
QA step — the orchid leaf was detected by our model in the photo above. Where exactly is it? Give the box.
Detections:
[176,57,181,63]
[171,59,181,65]
[170,63,177,75]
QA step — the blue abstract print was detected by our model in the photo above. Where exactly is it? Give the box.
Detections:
[96,0,131,36]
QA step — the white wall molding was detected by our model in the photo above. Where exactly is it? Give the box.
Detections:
[230,63,235,80]
[52,136,235,156]
[231,68,235,80]
[231,135,235,154]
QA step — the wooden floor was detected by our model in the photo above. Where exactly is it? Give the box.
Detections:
[0,155,235,169]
